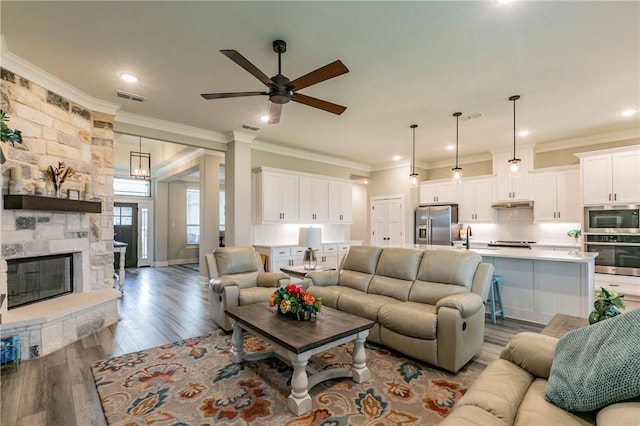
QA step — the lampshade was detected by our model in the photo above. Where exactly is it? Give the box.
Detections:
[298,227,321,249]
[130,136,151,180]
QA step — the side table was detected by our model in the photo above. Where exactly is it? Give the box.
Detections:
[280,265,335,279]
[541,314,589,339]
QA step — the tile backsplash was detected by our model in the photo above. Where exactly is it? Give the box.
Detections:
[459,208,581,245]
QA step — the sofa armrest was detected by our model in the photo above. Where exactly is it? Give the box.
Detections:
[597,400,640,426]
[305,269,340,286]
[500,332,558,379]
[257,272,290,287]
[210,277,239,294]
[436,292,484,318]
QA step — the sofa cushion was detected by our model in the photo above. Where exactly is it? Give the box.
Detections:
[374,247,423,280]
[500,332,557,379]
[342,245,383,274]
[238,286,278,305]
[368,275,413,301]
[545,308,640,412]
[306,285,364,309]
[378,301,437,339]
[439,405,508,426]
[337,293,401,321]
[215,247,260,275]
[596,400,640,426]
[338,270,375,293]
[515,379,593,426]
[409,281,468,305]
[455,359,534,425]
[417,250,482,289]
[222,271,260,288]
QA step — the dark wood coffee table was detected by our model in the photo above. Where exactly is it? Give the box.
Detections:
[541,313,589,338]
[225,302,374,415]
[280,265,335,279]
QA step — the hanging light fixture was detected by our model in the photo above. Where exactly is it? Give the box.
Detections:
[409,124,419,188]
[451,112,463,184]
[130,136,151,180]
[507,95,521,177]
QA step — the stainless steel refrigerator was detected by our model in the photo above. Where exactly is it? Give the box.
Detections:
[415,204,459,245]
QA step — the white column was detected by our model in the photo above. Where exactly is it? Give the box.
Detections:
[225,131,255,246]
[199,153,222,284]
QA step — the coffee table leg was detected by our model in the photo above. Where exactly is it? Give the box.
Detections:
[287,355,312,415]
[351,333,370,383]
[229,323,244,363]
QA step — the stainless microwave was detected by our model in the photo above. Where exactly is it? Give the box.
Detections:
[585,205,640,233]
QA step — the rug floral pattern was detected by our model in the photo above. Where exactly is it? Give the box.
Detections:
[92,330,477,425]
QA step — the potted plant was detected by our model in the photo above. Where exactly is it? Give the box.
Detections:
[588,287,625,324]
[0,109,23,164]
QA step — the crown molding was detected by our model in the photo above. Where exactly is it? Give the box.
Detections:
[535,128,640,153]
[251,140,370,172]
[226,130,257,144]
[1,43,120,115]
[423,152,493,169]
[116,111,228,144]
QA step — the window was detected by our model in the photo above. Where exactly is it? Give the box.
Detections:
[186,189,200,244]
[140,207,148,260]
[114,178,151,197]
[114,206,133,226]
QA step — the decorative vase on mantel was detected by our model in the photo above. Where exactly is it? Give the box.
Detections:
[55,187,62,199]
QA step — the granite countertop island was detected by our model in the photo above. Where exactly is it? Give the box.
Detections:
[415,244,598,263]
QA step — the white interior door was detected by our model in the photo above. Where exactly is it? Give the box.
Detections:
[371,196,404,247]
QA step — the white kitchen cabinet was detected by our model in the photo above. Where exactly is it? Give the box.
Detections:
[254,246,305,272]
[459,177,494,222]
[494,147,533,201]
[317,243,339,268]
[298,176,328,223]
[533,168,581,222]
[254,170,299,223]
[419,181,458,204]
[579,148,640,205]
[328,180,352,223]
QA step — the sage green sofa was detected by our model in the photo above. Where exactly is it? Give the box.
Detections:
[206,246,290,331]
[441,331,640,426]
[301,245,494,373]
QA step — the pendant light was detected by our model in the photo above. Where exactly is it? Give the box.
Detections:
[130,136,151,180]
[409,124,419,188]
[451,112,462,184]
[507,95,521,177]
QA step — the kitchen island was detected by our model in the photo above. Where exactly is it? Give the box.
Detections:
[415,244,598,324]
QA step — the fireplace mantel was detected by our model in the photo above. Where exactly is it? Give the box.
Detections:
[3,195,102,213]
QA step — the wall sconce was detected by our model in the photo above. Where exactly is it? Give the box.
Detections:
[130,136,151,180]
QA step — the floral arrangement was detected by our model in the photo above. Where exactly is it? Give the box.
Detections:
[270,284,322,319]
[567,228,581,243]
[47,161,75,192]
[589,287,625,324]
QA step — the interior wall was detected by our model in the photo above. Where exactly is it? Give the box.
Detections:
[350,183,368,243]
[425,160,493,180]
[535,138,640,168]
[251,149,363,179]
[167,181,199,264]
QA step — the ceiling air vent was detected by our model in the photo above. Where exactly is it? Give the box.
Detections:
[116,90,146,103]
[241,124,260,131]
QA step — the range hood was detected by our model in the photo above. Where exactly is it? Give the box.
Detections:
[491,200,534,209]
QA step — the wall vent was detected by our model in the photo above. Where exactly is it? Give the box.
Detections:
[241,124,260,131]
[116,90,146,103]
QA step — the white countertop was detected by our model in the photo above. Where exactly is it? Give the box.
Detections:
[254,240,362,249]
[416,244,597,263]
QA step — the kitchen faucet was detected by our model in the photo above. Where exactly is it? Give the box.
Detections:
[465,226,472,250]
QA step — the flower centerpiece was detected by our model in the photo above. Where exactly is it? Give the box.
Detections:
[567,228,581,244]
[588,287,625,325]
[47,161,75,198]
[270,284,322,320]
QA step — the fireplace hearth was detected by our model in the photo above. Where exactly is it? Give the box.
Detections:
[7,253,74,310]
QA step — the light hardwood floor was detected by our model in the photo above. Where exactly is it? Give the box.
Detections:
[0,265,542,426]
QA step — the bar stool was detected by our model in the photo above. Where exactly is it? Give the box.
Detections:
[487,275,505,324]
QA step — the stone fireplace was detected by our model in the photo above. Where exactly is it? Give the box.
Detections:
[1,67,120,359]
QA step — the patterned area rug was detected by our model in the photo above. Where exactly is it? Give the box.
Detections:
[91,330,478,425]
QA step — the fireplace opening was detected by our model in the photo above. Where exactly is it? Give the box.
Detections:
[7,253,74,310]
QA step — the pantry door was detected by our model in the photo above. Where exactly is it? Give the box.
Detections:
[371,196,404,247]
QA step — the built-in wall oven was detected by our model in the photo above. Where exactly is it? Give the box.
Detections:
[584,205,640,277]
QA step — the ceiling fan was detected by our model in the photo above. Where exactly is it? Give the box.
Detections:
[201,40,349,124]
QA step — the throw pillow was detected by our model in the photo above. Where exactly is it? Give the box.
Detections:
[544,307,640,412]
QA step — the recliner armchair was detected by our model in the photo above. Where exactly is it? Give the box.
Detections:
[206,246,290,331]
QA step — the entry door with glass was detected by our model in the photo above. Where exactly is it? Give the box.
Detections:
[114,203,138,268]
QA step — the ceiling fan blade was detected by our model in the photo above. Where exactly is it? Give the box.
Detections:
[267,102,282,124]
[220,49,274,87]
[291,93,347,115]
[201,91,267,100]
[288,60,349,91]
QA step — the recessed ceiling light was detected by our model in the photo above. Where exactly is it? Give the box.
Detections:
[393,155,401,161]
[621,109,638,117]
[259,115,270,123]
[120,73,138,83]
[518,130,530,137]
[496,0,513,3]
[446,145,455,151]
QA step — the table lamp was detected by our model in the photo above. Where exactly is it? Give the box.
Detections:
[298,226,321,270]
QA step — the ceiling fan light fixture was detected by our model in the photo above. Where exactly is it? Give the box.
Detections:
[259,114,270,123]
[409,124,419,188]
[508,95,522,177]
[451,112,463,184]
